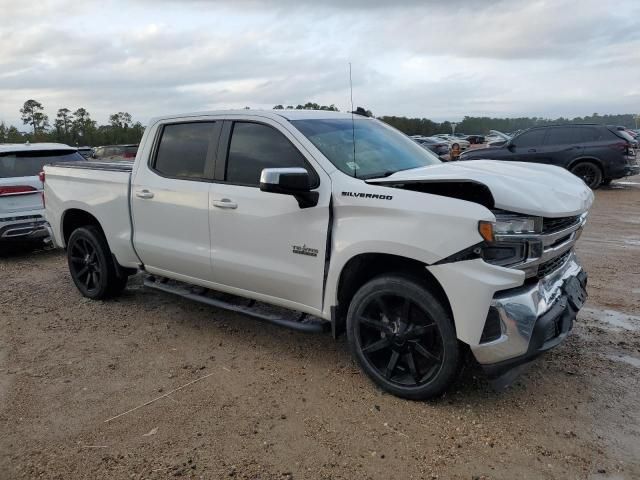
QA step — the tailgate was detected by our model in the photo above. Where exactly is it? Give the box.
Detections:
[0,176,43,215]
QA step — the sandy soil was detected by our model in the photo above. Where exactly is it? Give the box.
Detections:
[1,176,639,480]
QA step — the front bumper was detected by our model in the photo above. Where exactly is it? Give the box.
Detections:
[471,251,587,382]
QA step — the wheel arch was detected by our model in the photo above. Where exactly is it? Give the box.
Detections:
[567,156,604,174]
[331,252,453,338]
[61,208,106,247]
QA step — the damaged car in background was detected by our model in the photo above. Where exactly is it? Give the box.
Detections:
[44,110,592,399]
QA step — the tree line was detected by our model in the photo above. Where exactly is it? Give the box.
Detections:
[2,99,636,147]
[0,99,144,146]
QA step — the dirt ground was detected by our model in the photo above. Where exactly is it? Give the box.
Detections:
[1,177,639,480]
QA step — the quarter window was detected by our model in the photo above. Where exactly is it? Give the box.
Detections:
[226,122,311,186]
[545,127,584,145]
[153,122,217,179]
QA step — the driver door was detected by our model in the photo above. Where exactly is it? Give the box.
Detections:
[208,119,331,312]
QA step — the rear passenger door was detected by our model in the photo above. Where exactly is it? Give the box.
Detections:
[131,121,221,281]
[209,119,330,312]
[538,127,584,167]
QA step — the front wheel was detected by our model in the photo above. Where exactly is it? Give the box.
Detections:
[346,275,460,400]
[570,161,602,189]
[67,226,128,299]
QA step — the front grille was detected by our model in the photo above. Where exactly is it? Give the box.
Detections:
[542,215,581,234]
[537,250,571,279]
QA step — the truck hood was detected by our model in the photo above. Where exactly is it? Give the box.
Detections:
[366,160,594,217]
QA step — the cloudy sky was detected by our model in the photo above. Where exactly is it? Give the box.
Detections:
[1,0,639,127]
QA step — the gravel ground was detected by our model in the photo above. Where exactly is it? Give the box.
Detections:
[1,176,639,480]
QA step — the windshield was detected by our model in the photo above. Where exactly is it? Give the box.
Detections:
[292,118,441,179]
[0,150,85,178]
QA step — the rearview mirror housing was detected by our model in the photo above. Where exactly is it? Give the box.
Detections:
[259,168,319,209]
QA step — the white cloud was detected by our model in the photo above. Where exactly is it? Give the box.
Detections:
[0,0,638,128]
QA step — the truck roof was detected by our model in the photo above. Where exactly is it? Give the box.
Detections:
[0,142,76,154]
[149,109,365,125]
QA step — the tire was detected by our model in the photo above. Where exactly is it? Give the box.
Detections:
[67,226,128,299]
[346,274,460,400]
[601,178,613,186]
[570,161,602,189]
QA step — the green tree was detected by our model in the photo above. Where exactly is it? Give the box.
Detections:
[273,104,284,110]
[71,108,97,144]
[20,99,49,135]
[54,108,73,141]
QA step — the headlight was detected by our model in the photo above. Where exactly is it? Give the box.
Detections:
[479,215,541,241]
[478,214,542,267]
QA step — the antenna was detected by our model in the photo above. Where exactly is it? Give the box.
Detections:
[349,62,357,178]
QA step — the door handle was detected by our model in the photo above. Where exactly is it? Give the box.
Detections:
[528,148,537,152]
[135,189,154,199]
[212,198,238,209]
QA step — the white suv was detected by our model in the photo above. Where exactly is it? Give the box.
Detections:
[0,143,84,245]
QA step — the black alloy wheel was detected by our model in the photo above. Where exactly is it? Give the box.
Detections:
[570,161,602,189]
[347,275,459,400]
[67,226,128,299]
[69,236,102,293]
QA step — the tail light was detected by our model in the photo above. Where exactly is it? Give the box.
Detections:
[0,185,37,196]
[608,141,628,153]
[123,151,136,159]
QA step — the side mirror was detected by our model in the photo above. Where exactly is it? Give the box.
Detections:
[507,142,516,151]
[259,168,319,209]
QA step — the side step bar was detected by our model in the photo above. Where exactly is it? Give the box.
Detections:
[143,277,327,334]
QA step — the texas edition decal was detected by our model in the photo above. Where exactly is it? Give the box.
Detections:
[292,244,319,257]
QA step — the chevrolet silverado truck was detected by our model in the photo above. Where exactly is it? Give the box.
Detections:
[44,110,593,399]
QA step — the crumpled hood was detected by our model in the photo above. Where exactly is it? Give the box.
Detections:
[367,160,594,217]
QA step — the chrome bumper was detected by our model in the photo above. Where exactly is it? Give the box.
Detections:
[472,251,586,365]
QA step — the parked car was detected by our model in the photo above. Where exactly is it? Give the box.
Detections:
[92,144,138,161]
[1,143,85,245]
[460,124,639,188]
[464,134,485,145]
[485,130,511,147]
[411,136,449,156]
[44,110,592,399]
[77,146,94,159]
[433,134,471,150]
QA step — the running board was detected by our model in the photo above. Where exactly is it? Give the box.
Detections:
[143,277,327,334]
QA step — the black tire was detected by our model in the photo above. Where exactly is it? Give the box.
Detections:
[346,274,459,400]
[67,226,128,299]
[601,178,613,186]
[570,161,602,189]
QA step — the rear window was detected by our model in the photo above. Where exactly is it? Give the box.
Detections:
[0,150,85,178]
[153,122,217,179]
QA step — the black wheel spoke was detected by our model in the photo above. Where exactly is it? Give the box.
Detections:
[374,296,395,321]
[414,343,441,363]
[359,316,387,332]
[405,324,435,339]
[84,271,91,288]
[405,351,420,382]
[70,256,84,264]
[401,297,411,320]
[385,350,400,379]
[362,337,390,354]
[76,266,89,278]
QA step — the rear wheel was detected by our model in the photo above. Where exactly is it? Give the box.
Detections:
[346,275,459,400]
[67,226,128,299]
[570,161,602,189]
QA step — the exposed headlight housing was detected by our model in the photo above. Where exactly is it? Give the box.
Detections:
[478,214,542,267]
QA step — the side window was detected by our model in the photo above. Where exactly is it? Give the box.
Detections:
[545,127,583,146]
[153,122,216,179]
[513,129,546,148]
[580,127,607,142]
[226,122,312,186]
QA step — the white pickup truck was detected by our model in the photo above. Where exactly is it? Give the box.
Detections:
[44,110,593,399]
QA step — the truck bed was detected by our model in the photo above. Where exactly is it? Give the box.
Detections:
[44,161,139,268]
